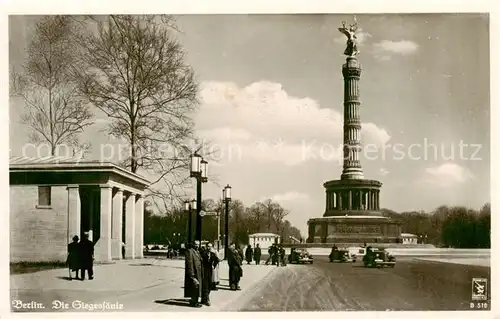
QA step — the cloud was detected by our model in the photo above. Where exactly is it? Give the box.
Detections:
[270,191,310,202]
[373,40,419,57]
[196,81,390,166]
[421,163,474,187]
[378,168,390,176]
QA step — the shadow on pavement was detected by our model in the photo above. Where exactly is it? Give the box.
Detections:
[56,276,73,281]
[155,298,193,308]
[129,263,153,266]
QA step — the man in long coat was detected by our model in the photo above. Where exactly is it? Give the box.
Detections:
[227,243,243,290]
[200,242,219,306]
[78,232,94,280]
[245,245,253,264]
[184,241,203,307]
[253,244,262,265]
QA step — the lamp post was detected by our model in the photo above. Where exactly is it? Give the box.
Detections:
[184,199,197,244]
[190,153,208,242]
[223,184,232,260]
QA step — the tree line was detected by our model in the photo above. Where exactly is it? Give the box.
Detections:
[381,203,490,248]
[144,198,303,246]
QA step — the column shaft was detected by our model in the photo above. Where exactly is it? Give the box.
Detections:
[125,193,136,259]
[348,190,352,210]
[135,195,144,258]
[67,185,81,242]
[95,185,112,262]
[112,189,124,259]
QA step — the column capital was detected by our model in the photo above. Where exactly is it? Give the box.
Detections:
[115,188,124,194]
[67,184,79,189]
[136,194,145,199]
[100,184,112,189]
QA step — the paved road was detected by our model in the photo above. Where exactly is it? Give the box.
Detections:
[239,256,491,311]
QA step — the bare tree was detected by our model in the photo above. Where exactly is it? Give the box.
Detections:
[11,16,94,156]
[73,15,198,203]
[273,205,290,237]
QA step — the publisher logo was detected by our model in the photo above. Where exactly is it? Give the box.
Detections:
[471,278,488,301]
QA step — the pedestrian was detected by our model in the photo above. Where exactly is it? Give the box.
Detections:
[121,241,125,259]
[78,232,94,280]
[279,246,286,266]
[200,242,219,306]
[265,244,273,265]
[184,241,203,307]
[211,245,221,290]
[227,243,242,290]
[254,244,262,265]
[271,244,279,266]
[66,235,80,280]
[245,245,253,264]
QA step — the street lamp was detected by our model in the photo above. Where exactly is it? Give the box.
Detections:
[190,153,208,242]
[223,184,232,260]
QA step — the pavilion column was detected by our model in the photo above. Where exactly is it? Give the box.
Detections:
[112,189,124,259]
[373,191,376,210]
[95,184,112,262]
[125,193,136,259]
[376,190,380,210]
[363,189,369,210]
[67,185,81,242]
[358,190,363,210]
[337,191,342,210]
[348,190,352,210]
[135,195,144,258]
[367,190,372,210]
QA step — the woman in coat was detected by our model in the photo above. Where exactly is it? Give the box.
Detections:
[245,245,253,264]
[211,245,221,290]
[67,235,80,280]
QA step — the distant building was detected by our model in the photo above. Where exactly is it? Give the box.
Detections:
[248,233,280,249]
[9,156,150,263]
[399,233,418,244]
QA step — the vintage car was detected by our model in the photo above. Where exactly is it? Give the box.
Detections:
[288,248,314,264]
[329,247,356,263]
[362,247,396,268]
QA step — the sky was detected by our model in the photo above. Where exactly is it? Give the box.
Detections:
[9,14,490,236]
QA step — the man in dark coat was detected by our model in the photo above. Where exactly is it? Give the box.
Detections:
[227,243,243,290]
[78,232,94,280]
[245,245,253,264]
[253,244,262,265]
[200,242,219,306]
[184,241,203,307]
[265,244,274,265]
[67,235,80,280]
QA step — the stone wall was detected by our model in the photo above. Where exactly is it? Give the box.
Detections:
[10,185,68,262]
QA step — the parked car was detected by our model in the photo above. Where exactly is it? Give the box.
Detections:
[329,247,356,263]
[288,248,314,264]
[362,246,396,268]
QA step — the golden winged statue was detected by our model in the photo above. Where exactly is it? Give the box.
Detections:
[338,16,360,56]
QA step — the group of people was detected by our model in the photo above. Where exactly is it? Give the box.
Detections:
[265,243,286,266]
[243,244,262,265]
[66,232,96,281]
[184,241,245,308]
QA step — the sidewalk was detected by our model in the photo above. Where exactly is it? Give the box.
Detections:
[10,257,277,312]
